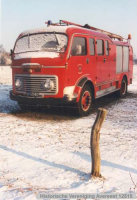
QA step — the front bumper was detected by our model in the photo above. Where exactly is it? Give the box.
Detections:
[10,91,77,105]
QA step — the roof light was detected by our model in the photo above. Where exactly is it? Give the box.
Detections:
[128,34,131,40]
[47,20,52,26]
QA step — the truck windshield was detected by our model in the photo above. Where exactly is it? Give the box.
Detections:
[14,33,68,54]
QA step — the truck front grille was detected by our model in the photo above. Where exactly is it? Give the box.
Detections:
[14,74,58,95]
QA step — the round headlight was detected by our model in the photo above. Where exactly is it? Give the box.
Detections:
[15,78,22,88]
[43,79,54,90]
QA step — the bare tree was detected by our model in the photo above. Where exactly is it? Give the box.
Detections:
[0,44,5,53]
[0,45,11,65]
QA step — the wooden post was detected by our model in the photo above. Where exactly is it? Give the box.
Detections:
[90,108,107,178]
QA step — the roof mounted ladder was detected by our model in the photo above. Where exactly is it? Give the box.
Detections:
[60,20,123,41]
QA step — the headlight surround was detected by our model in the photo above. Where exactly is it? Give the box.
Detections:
[43,79,54,90]
[15,78,23,88]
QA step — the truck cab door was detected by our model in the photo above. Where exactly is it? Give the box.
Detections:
[68,36,89,85]
[88,37,97,82]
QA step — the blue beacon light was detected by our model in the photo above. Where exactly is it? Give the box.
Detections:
[47,20,52,26]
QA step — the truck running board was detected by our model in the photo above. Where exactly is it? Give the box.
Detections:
[96,86,119,99]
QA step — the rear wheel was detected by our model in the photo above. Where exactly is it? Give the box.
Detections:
[117,77,127,98]
[77,85,92,116]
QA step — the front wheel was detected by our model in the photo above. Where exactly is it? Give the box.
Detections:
[77,85,92,116]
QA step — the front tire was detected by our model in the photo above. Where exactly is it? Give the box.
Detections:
[77,85,92,116]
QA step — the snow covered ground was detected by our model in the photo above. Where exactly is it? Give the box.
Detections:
[0,66,137,200]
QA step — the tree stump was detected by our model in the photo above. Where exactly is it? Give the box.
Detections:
[90,108,107,178]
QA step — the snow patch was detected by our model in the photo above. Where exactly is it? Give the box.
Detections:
[0,66,137,199]
[20,26,69,37]
[14,51,59,59]
[14,33,68,56]
[63,86,75,95]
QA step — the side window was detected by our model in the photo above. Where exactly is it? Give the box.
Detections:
[89,38,95,55]
[96,39,104,55]
[71,37,87,56]
[105,41,109,56]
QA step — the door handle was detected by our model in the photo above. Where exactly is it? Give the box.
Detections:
[78,64,82,73]
[103,58,106,63]
[86,58,89,64]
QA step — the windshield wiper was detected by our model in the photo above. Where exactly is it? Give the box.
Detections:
[28,34,30,48]
[54,32,59,46]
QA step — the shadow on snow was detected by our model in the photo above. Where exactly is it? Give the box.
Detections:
[73,151,137,174]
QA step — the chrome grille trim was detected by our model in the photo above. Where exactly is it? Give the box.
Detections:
[14,74,58,95]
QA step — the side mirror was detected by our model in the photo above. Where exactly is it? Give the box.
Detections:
[10,49,13,57]
[67,45,82,59]
[75,45,82,55]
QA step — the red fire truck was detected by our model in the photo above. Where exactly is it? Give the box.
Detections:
[10,20,133,116]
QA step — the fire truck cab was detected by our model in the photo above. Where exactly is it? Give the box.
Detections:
[10,20,133,116]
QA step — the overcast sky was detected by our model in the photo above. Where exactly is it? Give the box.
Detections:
[0,0,137,56]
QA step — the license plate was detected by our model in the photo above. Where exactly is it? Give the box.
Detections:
[26,92,41,97]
